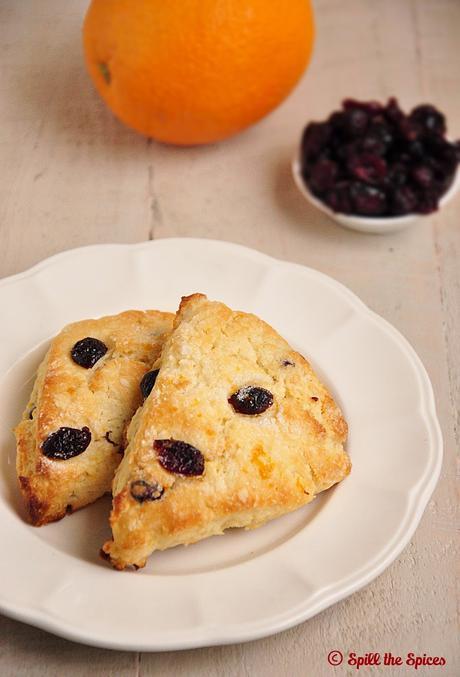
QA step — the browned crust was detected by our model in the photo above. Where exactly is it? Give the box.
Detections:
[18,475,80,525]
[15,309,174,526]
[103,294,351,570]
[18,476,51,526]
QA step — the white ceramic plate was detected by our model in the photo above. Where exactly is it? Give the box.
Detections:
[292,155,460,234]
[0,239,442,650]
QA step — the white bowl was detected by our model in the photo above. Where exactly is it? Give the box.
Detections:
[292,155,460,234]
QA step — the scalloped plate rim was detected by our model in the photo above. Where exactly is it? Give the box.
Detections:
[0,238,443,650]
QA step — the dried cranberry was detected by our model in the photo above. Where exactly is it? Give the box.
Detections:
[397,152,412,165]
[348,153,387,184]
[407,140,425,160]
[390,186,419,216]
[412,165,435,189]
[385,97,404,124]
[434,142,458,176]
[417,190,439,214]
[301,122,331,165]
[410,104,446,136]
[360,134,386,157]
[387,163,408,187]
[130,479,164,502]
[229,386,274,415]
[334,140,359,163]
[71,337,107,369]
[42,426,91,460]
[344,108,369,137]
[328,111,346,131]
[369,117,394,148]
[343,99,383,116]
[350,182,387,216]
[309,158,338,194]
[324,181,353,214]
[440,169,456,194]
[398,119,421,142]
[424,134,450,157]
[154,439,205,476]
[140,369,159,400]
[426,159,448,185]
[454,140,460,163]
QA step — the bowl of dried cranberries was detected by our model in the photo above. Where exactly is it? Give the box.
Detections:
[293,98,460,234]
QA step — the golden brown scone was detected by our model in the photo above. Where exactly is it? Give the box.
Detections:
[15,310,173,525]
[102,294,350,570]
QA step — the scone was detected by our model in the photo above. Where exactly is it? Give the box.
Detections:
[102,294,350,570]
[15,310,173,525]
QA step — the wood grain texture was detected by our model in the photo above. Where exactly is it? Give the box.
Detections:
[0,0,458,675]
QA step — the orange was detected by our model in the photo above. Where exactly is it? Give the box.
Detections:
[83,0,314,145]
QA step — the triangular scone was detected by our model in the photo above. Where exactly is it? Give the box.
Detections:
[15,310,173,525]
[102,294,350,570]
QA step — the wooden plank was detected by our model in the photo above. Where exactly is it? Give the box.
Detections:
[0,615,137,677]
[0,1,151,279]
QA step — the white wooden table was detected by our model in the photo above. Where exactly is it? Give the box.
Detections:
[1,1,459,675]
